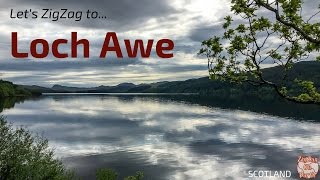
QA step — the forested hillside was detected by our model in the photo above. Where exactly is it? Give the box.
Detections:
[0,80,32,98]
[21,61,320,103]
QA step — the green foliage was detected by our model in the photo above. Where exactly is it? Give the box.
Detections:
[123,172,144,180]
[96,169,144,180]
[0,116,145,180]
[0,80,32,98]
[199,0,320,104]
[292,79,320,102]
[96,169,118,180]
[96,168,144,180]
[0,116,75,180]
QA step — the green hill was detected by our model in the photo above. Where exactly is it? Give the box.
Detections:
[21,61,320,97]
[3,61,320,120]
[0,80,33,98]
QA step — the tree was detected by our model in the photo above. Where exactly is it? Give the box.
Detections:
[199,0,320,104]
[96,169,144,180]
[0,116,75,180]
[0,116,145,180]
[0,80,32,98]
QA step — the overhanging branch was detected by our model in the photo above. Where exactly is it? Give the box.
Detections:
[254,0,320,44]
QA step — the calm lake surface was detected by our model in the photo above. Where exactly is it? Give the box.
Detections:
[1,95,320,180]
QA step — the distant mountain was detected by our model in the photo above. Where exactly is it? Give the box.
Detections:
[20,61,320,97]
[51,85,96,92]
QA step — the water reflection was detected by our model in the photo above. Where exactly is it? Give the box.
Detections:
[1,96,320,180]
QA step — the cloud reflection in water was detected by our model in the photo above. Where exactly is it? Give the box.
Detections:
[2,96,320,180]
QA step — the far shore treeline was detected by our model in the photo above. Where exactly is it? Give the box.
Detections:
[0,80,33,98]
[1,61,319,101]
[0,61,319,121]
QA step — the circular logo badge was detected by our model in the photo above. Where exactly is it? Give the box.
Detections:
[297,156,319,179]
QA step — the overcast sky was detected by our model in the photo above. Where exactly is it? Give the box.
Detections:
[0,0,317,87]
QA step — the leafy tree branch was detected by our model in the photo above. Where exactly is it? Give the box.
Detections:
[199,0,320,104]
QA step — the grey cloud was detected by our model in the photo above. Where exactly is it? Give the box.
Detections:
[0,58,207,86]
[0,58,141,71]
[189,24,225,43]
[5,0,317,85]
[2,0,178,30]
[0,33,10,43]
[188,0,318,44]
[154,64,206,73]
[173,45,198,55]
